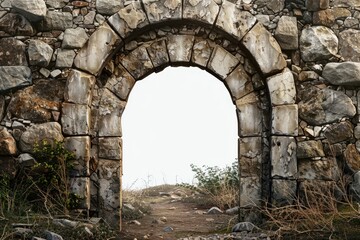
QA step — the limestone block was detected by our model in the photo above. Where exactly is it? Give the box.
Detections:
[64,136,91,176]
[236,95,262,137]
[98,159,121,209]
[216,1,256,41]
[105,64,135,101]
[274,16,298,50]
[324,121,353,144]
[96,0,122,15]
[98,89,126,137]
[65,70,95,105]
[120,46,153,80]
[0,128,17,155]
[0,38,27,66]
[272,104,298,136]
[62,28,89,49]
[240,177,261,207]
[38,11,73,31]
[0,13,35,36]
[225,64,253,101]
[297,140,325,159]
[208,46,239,80]
[0,66,32,93]
[267,68,296,106]
[183,0,219,25]
[339,29,360,62]
[271,136,297,178]
[306,0,329,11]
[143,0,182,23]
[108,1,149,38]
[242,23,286,76]
[298,158,339,181]
[146,39,169,69]
[28,39,53,67]
[324,62,360,86]
[191,38,214,68]
[74,23,121,75]
[98,137,122,160]
[69,177,90,209]
[12,0,47,22]
[272,179,297,206]
[167,35,194,64]
[239,137,262,177]
[61,103,91,135]
[55,49,75,68]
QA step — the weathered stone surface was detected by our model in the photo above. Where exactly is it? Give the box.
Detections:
[0,38,27,66]
[266,68,296,105]
[74,23,121,75]
[323,62,360,86]
[143,0,182,23]
[167,35,194,64]
[306,0,329,11]
[65,70,95,105]
[240,177,261,207]
[69,177,90,208]
[300,26,338,62]
[28,39,53,67]
[108,1,148,38]
[62,28,89,49]
[298,71,319,82]
[96,0,122,15]
[0,96,4,121]
[64,136,90,175]
[333,0,360,7]
[313,8,351,27]
[45,0,65,8]
[0,13,35,36]
[274,16,298,50]
[299,87,356,125]
[236,94,262,137]
[19,122,64,153]
[297,140,325,159]
[272,180,296,206]
[105,64,135,101]
[344,144,360,173]
[271,136,297,178]
[7,79,65,123]
[37,11,73,31]
[272,104,298,136]
[255,0,285,13]
[324,121,354,144]
[242,23,286,75]
[56,49,75,68]
[339,29,360,62]
[45,231,64,240]
[350,171,360,201]
[146,39,169,69]
[12,0,47,22]
[0,128,17,155]
[98,137,122,160]
[98,159,121,210]
[0,66,32,93]
[119,46,153,80]
[61,103,90,135]
[208,46,239,79]
[216,1,256,41]
[98,89,126,137]
[299,158,339,180]
[239,137,262,177]
[225,64,253,101]
[232,222,256,232]
[191,38,214,68]
[183,0,219,25]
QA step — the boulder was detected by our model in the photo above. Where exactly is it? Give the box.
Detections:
[323,62,360,86]
[37,11,73,31]
[324,121,354,144]
[0,128,17,155]
[339,29,360,62]
[55,49,75,68]
[306,0,329,11]
[62,28,89,49]
[313,8,351,27]
[297,140,325,159]
[28,39,53,67]
[12,0,47,22]
[0,66,32,93]
[274,16,298,50]
[343,144,360,173]
[0,38,27,66]
[0,13,35,36]
[96,0,122,15]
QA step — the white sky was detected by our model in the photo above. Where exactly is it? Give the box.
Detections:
[122,67,238,189]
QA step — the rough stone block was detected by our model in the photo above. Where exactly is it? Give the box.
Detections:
[191,38,214,68]
[38,11,73,31]
[236,94,262,137]
[272,179,297,206]
[298,158,339,181]
[274,16,298,50]
[208,46,239,80]
[167,35,194,64]
[105,64,135,101]
[119,46,153,80]
[240,177,261,207]
[69,177,90,209]
[61,103,90,135]
[98,137,122,160]
[272,104,298,136]
[143,0,182,23]
[0,127,17,155]
[271,136,297,178]
[146,39,169,69]
[0,38,27,66]
[239,137,262,177]
[183,0,219,25]
[65,70,95,105]
[267,68,296,106]
[225,64,253,101]
[64,136,91,176]
[0,66,32,93]
[297,140,325,159]
[339,29,360,62]
[306,0,329,11]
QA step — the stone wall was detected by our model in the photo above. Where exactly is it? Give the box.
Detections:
[1,0,360,229]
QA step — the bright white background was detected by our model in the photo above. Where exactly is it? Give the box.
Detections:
[122,67,238,189]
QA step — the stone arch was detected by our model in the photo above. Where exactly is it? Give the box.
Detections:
[61,0,298,228]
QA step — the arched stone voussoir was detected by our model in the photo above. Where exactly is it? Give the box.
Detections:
[191,38,215,68]
[224,64,253,101]
[167,35,195,64]
[207,45,240,80]
[142,0,182,24]
[183,0,220,26]
[236,93,262,137]
[242,22,287,76]
[74,23,122,76]
[266,68,296,106]
[104,64,136,101]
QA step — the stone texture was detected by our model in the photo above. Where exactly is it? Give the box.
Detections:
[236,94,262,137]
[183,0,219,25]
[7,79,65,123]
[271,136,297,178]
[0,96,4,121]
[333,0,360,7]
[300,26,338,62]
[0,66,32,93]
[108,1,148,38]
[143,0,182,23]
[56,49,75,68]
[74,23,121,75]
[38,11,73,31]
[19,122,64,153]
[344,144,360,173]
[216,1,256,41]
[98,159,121,210]
[324,121,354,144]
[298,87,356,125]
[167,35,194,64]
[105,64,135,101]
[62,28,89,49]
[274,16,298,50]
[255,0,285,13]
[61,103,90,135]
[96,0,122,15]
[0,127,17,155]
[146,39,169,69]
[297,140,325,159]
[98,137,122,160]
[240,177,261,207]
[313,8,351,27]
[266,68,296,106]
[225,64,253,101]
[45,0,65,8]
[298,158,339,180]
[0,13,35,36]
[272,104,298,136]
[12,0,47,22]
[242,23,286,76]
[119,46,153,80]
[350,171,360,201]
[65,70,95,105]
[208,46,239,80]
[69,177,90,209]
[272,180,296,206]
[28,39,53,67]
[323,62,360,86]
[0,38,27,66]
[306,0,329,11]
[339,29,360,62]
[191,38,214,68]
[239,137,262,177]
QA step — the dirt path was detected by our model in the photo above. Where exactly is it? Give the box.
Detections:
[120,195,235,240]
